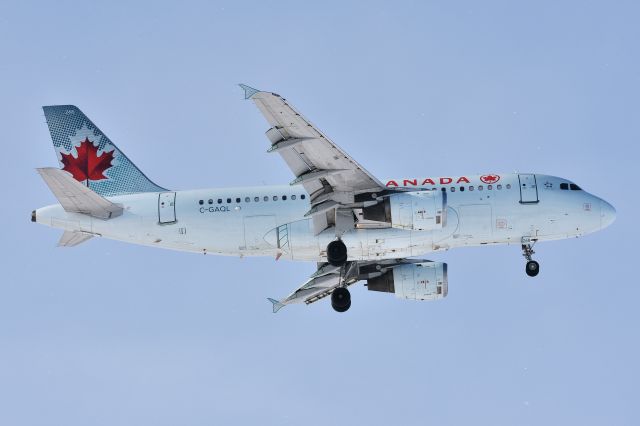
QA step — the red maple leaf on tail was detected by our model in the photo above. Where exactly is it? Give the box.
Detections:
[61,137,114,182]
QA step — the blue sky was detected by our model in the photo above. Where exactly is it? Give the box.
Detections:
[1,1,638,425]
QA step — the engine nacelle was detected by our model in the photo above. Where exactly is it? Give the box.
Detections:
[362,191,446,231]
[367,262,448,301]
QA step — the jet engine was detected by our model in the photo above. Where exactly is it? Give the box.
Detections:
[366,262,448,301]
[362,191,446,231]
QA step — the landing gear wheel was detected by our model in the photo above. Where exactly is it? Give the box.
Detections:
[331,287,351,312]
[327,240,347,266]
[525,260,540,277]
[521,241,539,277]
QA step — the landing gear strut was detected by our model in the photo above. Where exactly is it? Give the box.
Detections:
[522,241,539,277]
[331,287,351,312]
[327,240,347,266]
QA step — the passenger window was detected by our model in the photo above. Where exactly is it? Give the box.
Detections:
[254,196,259,202]
[441,187,446,192]
[263,196,269,202]
[300,194,306,200]
[218,199,222,204]
[208,199,213,204]
[469,186,474,191]
[460,187,465,192]
[291,195,296,200]
[450,187,455,192]
[236,198,241,203]
[245,197,250,202]
[488,185,493,190]
[198,200,204,205]
[506,184,511,189]
[497,184,502,190]
[560,183,569,190]
[273,196,278,201]
[570,184,581,190]
[227,198,232,203]
[478,185,483,191]
[282,195,287,200]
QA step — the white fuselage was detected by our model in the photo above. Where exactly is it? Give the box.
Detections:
[34,174,615,260]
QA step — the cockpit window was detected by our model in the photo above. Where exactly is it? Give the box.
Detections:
[560,183,569,190]
[570,184,582,190]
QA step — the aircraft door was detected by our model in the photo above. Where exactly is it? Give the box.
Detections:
[158,192,177,223]
[518,174,539,204]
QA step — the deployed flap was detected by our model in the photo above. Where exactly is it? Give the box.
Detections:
[58,231,94,247]
[37,168,123,220]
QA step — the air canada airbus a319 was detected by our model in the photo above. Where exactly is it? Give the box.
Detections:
[32,85,616,313]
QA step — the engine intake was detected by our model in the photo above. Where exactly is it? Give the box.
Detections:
[367,262,448,301]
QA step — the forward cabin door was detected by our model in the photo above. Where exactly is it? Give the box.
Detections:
[158,192,177,224]
[518,174,539,204]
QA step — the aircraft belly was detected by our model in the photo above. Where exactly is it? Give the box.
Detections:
[277,220,423,262]
[452,204,493,244]
[348,228,413,261]
[363,228,413,260]
[286,219,320,259]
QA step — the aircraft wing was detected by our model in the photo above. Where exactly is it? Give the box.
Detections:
[268,262,360,313]
[240,84,386,234]
[268,258,427,312]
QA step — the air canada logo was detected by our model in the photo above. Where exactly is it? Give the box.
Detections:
[60,137,114,183]
[480,174,500,184]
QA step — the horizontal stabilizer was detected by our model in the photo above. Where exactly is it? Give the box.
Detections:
[58,231,94,247]
[267,298,286,313]
[37,168,123,220]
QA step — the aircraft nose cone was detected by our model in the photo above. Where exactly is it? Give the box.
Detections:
[600,200,616,229]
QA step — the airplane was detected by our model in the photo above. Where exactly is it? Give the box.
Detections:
[31,84,616,313]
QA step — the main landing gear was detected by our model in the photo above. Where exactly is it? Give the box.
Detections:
[522,241,540,277]
[331,287,351,312]
[326,239,351,312]
[327,239,347,267]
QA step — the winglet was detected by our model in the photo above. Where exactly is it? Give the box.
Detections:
[267,298,286,313]
[239,84,261,99]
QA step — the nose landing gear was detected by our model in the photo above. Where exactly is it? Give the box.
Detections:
[526,260,540,277]
[522,240,539,277]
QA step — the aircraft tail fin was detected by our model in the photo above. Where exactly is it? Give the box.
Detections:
[42,105,166,197]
